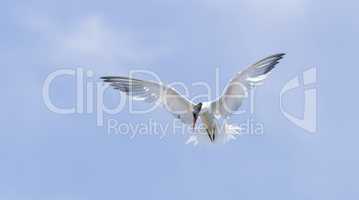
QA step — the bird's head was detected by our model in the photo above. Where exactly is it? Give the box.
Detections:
[192,102,203,130]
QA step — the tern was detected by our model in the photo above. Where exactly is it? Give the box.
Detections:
[102,53,285,143]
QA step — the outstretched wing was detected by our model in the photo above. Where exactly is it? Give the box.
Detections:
[101,76,195,125]
[211,53,285,118]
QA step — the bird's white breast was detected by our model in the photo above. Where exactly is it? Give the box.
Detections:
[200,102,217,130]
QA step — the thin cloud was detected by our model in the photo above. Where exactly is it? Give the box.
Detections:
[16,11,167,72]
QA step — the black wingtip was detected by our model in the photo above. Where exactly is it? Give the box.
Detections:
[270,53,286,61]
[100,76,111,80]
[277,53,286,58]
[100,76,121,79]
[100,76,129,81]
[273,53,286,58]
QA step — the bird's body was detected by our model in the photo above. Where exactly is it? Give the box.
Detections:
[198,102,217,142]
[102,53,285,144]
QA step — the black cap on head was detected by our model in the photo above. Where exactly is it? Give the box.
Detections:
[193,102,202,113]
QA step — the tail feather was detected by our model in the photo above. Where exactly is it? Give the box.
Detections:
[185,121,241,146]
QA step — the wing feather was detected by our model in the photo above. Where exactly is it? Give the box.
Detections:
[101,76,195,125]
[211,53,285,118]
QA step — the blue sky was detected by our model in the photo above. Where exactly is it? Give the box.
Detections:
[1,0,359,199]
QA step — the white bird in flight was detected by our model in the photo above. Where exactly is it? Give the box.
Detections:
[102,53,285,144]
